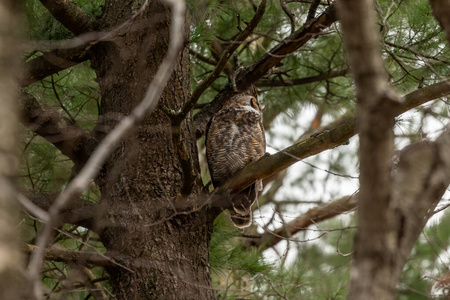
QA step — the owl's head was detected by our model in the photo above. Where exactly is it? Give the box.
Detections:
[224,94,264,113]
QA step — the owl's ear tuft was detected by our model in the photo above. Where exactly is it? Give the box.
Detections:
[250,97,259,110]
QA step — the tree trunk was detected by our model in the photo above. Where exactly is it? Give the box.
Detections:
[0,1,26,298]
[89,1,215,298]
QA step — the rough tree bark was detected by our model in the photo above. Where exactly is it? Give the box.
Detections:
[88,1,215,298]
[0,0,26,298]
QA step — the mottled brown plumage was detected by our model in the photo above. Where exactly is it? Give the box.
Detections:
[206,93,266,228]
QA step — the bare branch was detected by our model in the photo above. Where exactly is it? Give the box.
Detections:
[80,267,108,300]
[27,1,186,298]
[255,68,348,87]
[188,49,217,66]
[17,194,49,223]
[21,46,90,87]
[338,0,432,298]
[20,91,98,166]
[24,244,112,268]
[38,0,97,35]
[248,194,359,248]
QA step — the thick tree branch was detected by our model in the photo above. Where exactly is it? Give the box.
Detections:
[248,194,358,248]
[193,3,337,138]
[222,80,450,198]
[24,244,112,268]
[38,0,97,35]
[20,92,99,166]
[255,68,348,87]
[21,47,90,87]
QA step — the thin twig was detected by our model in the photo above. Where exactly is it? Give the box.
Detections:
[26,1,186,299]
[280,0,296,35]
[50,75,77,124]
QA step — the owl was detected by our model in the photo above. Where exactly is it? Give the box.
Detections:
[205,93,266,228]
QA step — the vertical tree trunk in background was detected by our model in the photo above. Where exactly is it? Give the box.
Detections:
[89,1,215,298]
[0,1,26,299]
[340,1,450,299]
[339,0,398,298]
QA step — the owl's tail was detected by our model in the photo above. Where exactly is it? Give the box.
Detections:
[229,180,263,228]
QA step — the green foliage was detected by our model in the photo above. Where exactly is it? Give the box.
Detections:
[23,0,104,41]
[20,61,99,194]
[210,215,357,299]
[210,214,269,274]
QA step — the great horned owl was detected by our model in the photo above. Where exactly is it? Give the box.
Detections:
[205,93,266,228]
